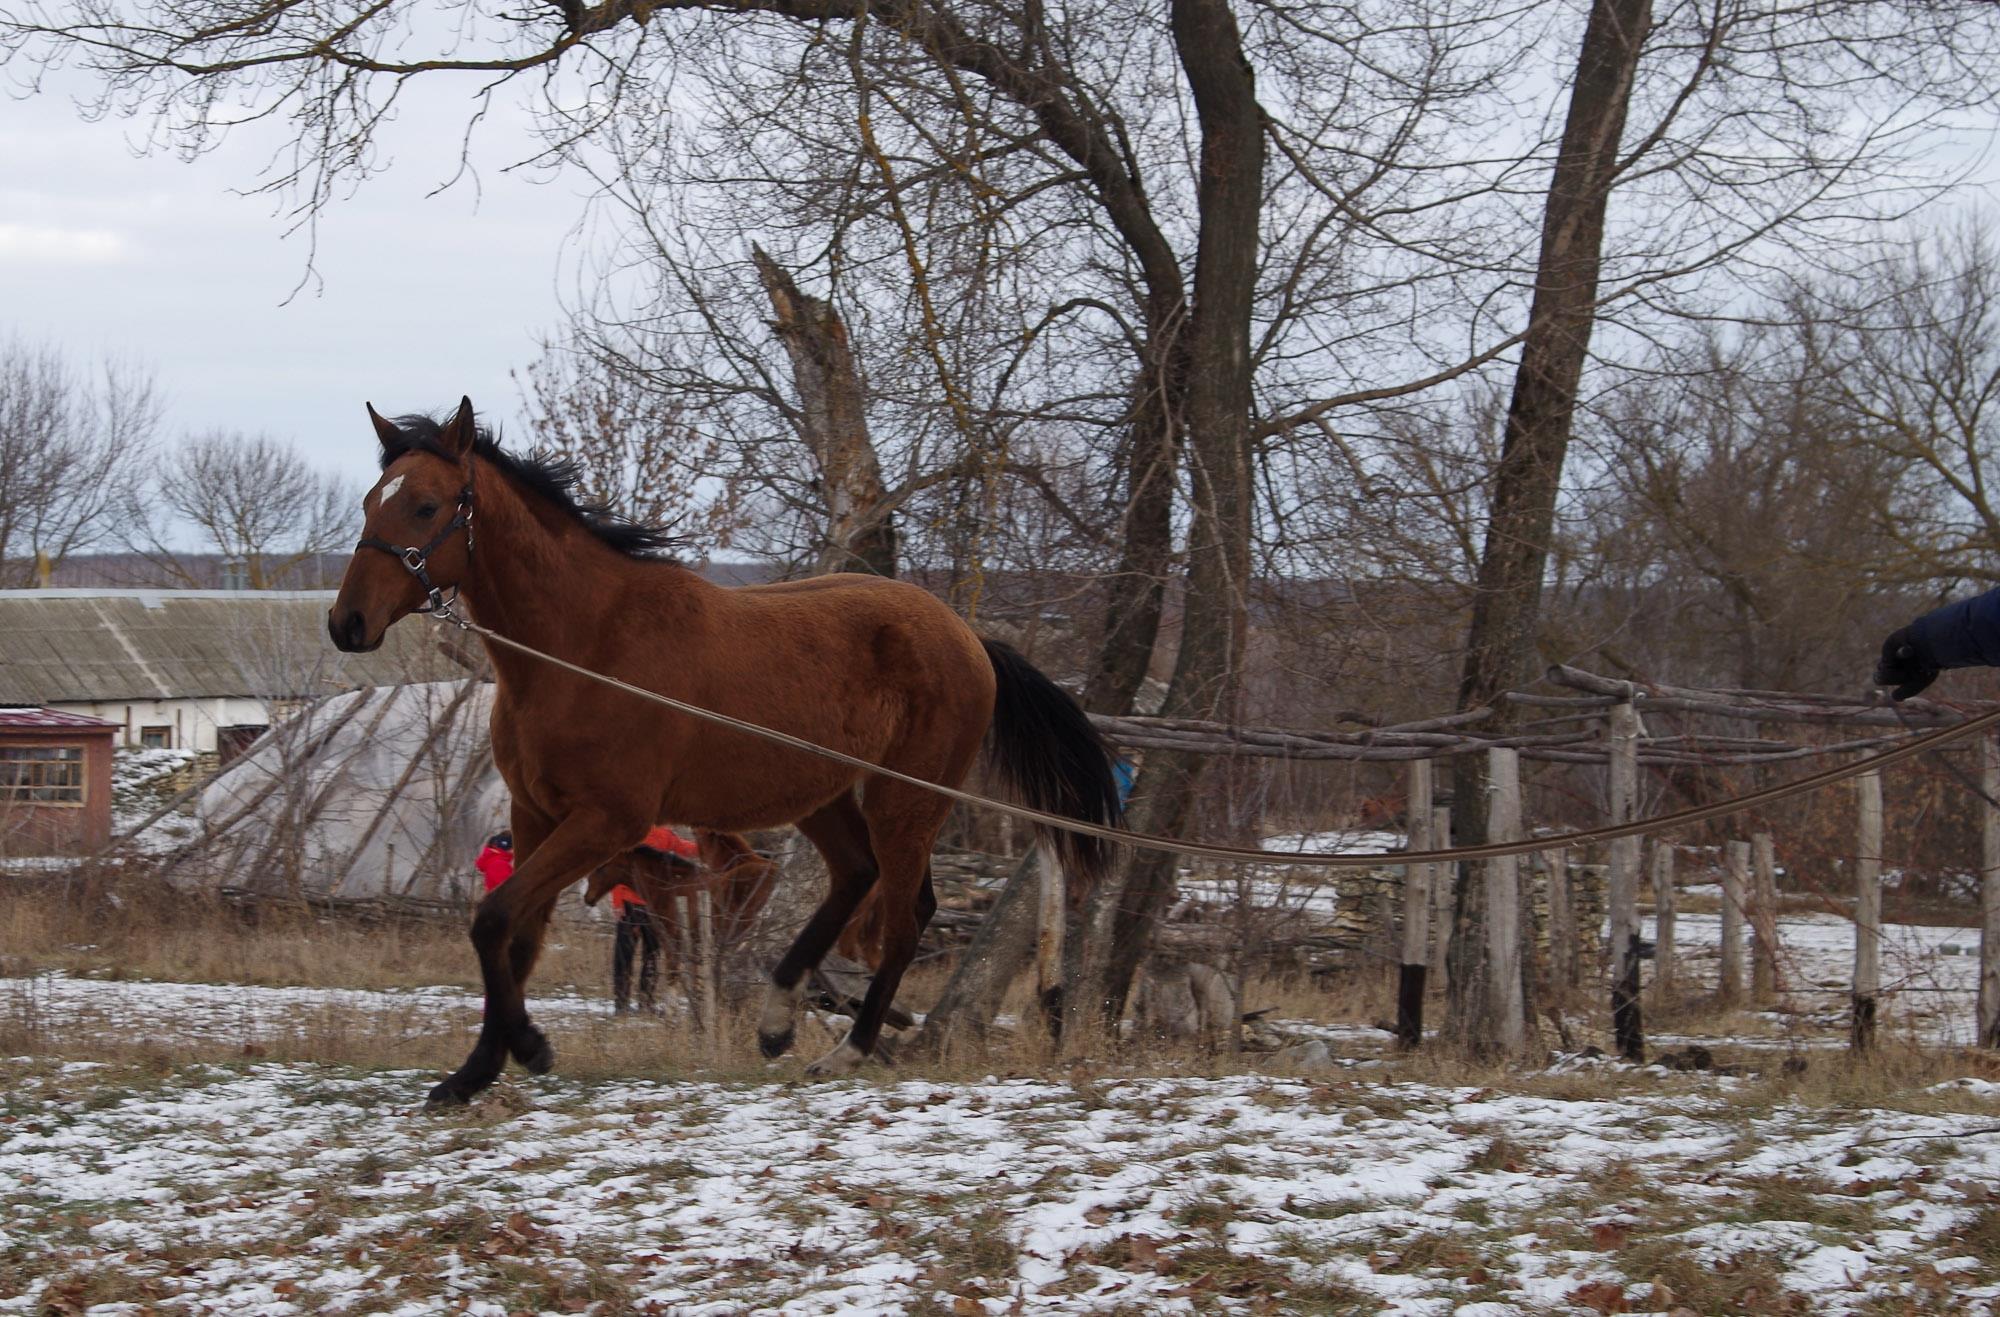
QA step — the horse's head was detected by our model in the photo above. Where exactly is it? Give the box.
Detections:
[328,397,480,653]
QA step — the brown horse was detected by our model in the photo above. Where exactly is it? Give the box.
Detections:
[328,399,1120,1104]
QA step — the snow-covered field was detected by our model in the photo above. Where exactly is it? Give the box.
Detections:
[2,1053,1997,1315]
[1638,909,1984,1050]
[1,973,605,1052]
[2,836,1994,1314]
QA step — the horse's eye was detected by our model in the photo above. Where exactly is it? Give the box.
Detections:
[414,503,439,521]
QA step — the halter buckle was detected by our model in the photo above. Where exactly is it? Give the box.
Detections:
[355,482,476,618]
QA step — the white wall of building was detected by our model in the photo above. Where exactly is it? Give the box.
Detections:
[50,697,274,753]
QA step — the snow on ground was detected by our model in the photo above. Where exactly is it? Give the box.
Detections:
[1189,825,1983,1048]
[2,1053,1997,1315]
[1259,830,1404,857]
[1178,830,1404,917]
[0,972,612,1057]
[2,831,1994,1313]
[1643,909,1982,1047]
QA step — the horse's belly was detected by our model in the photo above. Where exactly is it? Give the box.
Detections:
[660,751,865,832]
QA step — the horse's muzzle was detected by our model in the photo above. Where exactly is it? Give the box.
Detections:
[327,607,381,654]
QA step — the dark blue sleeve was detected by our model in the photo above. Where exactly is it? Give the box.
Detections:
[1908,586,2000,669]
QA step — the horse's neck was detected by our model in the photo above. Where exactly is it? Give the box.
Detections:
[461,465,698,672]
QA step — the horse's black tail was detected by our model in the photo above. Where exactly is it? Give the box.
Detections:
[981,639,1124,890]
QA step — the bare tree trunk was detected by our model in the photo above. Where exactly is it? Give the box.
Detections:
[1447,0,1652,1057]
[926,347,1187,1050]
[912,853,1040,1054]
[1084,331,1185,717]
[752,245,897,578]
[1065,0,1264,1040]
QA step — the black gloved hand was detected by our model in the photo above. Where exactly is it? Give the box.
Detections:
[1874,626,1939,701]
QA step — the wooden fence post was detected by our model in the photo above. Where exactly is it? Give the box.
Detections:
[1651,841,1676,1004]
[696,888,719,1044]
[677,891,699,1025]
[1429,802,1453,999]
[1720,840,1748,1005]
[1486,747,1527,1054]
[1608,700,1644,1060]
[1546,848,1574,992]
[1751,831,1780,1003]
[1853,768,1882,1051]
[1984,735,2000,1049]
[1396,759,1434,1048]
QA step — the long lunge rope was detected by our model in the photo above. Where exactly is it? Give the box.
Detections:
[434,609,2000,870]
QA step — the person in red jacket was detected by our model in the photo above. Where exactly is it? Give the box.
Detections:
[610,826,699,1015]
[474,830,513,893]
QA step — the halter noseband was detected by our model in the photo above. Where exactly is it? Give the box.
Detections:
[356,484,475,616]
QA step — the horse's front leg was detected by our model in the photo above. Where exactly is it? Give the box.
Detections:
[503,899,559,1072]
[429,811,632,1107]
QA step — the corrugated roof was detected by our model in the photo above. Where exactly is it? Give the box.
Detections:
[0,591,465,702]
[0,706,119,731]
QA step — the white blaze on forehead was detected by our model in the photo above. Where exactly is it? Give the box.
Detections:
[378,474,406,505]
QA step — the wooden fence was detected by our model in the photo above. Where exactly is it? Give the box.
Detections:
[1089,665,2000,1058]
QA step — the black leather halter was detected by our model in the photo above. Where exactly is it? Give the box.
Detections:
[355,485,475,615]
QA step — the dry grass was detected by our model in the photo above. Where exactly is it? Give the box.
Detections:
[5,874,1997,1108]
[1248,964,1399,1025]
[0,877,501,992]
[1723,1041,1999,1116]
[1614,1237,1807,1314]
[0,985,774,1084]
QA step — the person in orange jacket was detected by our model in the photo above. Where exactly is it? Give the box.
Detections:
[610,825,699,1015]
[474,830,513,892]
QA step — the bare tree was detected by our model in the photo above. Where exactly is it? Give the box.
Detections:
[1552,324,1916,693]
[0,337,158,585]
[127,432,356,588]
[1787,224,2000,591]
[1434,0,2000,1057]
[751,246,897,578]
[11,0,1999,1049]
[515,340,744,558]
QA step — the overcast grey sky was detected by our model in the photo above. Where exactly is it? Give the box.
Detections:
[10,51,2000,514]
[1,71,590,492]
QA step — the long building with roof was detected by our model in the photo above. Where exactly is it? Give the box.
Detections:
[0,589,465,755]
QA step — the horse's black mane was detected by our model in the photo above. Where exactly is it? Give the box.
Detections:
[380,412,682,560]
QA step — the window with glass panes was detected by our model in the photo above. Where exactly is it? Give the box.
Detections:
[0,745,85,804]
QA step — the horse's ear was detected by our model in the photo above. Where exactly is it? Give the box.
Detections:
[366,402,402,450]
[440,396,478,461]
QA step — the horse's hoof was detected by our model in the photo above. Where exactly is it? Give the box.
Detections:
[511,1028,555,1075]
[803,1039,867,1078]
[758,1027,795,1060]
[425,1080,473,1109]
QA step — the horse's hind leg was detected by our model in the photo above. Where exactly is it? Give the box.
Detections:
[759,792,877,1059]
[805,787,947,1077]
